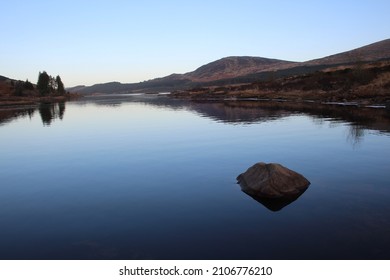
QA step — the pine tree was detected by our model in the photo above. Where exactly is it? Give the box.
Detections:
[49,75,57,93]
[24,79,34,90]
[37,71,50,95]
[56,75,65,94]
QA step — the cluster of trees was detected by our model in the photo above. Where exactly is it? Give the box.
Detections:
[37,71,65,96]
[13,79,34,96]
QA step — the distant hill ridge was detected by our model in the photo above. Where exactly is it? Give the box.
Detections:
[305,39,390,66]
[51,39,390,94]
[184,56,297,82]
[4,39,390,95]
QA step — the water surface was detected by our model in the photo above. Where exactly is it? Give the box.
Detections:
[1,95,390,259]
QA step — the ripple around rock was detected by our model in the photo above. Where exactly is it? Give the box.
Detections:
[237,162,310,199]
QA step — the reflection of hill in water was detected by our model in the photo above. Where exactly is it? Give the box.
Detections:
[193,101,390,147]
[78,94,192,112]
[188,101,290,124]
[2,95,390,136]
[187,100,390,147]
[121,95,390,135]
[83,95,390,133]
[187,100,390,133]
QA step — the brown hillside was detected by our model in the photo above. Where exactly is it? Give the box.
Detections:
[184,56,297,82]
[304,39,390,66]
[172,60,390,105]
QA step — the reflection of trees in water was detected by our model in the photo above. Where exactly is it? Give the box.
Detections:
[0,102,65,125]
[310,116,326,126]
[58,102,65,120]
[0,107,35,126]
[0,102,66,126]
[39,104,52,125]
[311,115,366,147]
[347,124,365,147]
[313,116,366,147]
[39,102,66,125]
[27,108,35,120]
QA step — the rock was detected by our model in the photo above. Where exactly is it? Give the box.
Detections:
[236,162,310,198]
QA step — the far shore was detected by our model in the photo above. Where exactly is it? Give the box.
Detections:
[170,90,390,108]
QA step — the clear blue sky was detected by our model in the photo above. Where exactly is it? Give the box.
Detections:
[1,0,389,87]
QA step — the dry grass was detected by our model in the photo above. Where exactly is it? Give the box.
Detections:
[172,60,390,105]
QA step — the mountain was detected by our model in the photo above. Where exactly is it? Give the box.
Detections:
[304,39,390,66]
[183,56,297,82]
[66,85,86,92]
[67,57,294,94]
[67,39,390,94]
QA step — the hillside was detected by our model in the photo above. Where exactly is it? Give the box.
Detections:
[68,38,390,95]
[183,56,297,82]
[66,85,86,92]
[172,60,390,105]
[67,57,294,95]
[304,39,390,66]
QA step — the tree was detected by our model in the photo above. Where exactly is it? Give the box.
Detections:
[49,76,57,93]
[37,71,67,95]
[24,79,34,90]
[14,81,24,96]
[56,75,65,94]
[37,71,50,95]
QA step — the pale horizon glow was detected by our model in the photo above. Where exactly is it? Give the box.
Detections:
[1,0,390,87]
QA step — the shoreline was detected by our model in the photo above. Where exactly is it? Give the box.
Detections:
[1,91,387,111]
[0,93,81,107]
[170,89,390,109]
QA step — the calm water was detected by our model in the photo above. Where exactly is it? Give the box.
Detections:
[1,94,390,259]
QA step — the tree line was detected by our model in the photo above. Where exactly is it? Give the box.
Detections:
[10,71,67,96]
[37,71,65,96]
[12,79,34,96]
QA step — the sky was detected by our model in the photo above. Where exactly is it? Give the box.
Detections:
[1,0,389,87]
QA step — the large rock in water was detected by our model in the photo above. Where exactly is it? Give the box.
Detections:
[237,162,310,198]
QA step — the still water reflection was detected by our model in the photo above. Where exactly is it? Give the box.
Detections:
[0,94,389,259]
[39,102,66,125]
[0,102,66,126]
[242,187,309,212]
